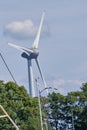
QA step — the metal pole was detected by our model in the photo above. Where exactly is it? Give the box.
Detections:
[43,119,48,130]
[72,111,75,130]
[35,79,43,130]
[35,78,58,130]
[38,91,44,130]
[40,87,58,130]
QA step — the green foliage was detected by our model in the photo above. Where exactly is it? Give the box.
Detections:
[75,83,87,130]
[47,92,65,130]
[45,84,87,130]
[1,80,87,130]
[0,81,41,130]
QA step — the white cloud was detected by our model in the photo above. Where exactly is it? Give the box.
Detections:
[47,78,83,95]
[67,80,82,86]
[4,19,49,40]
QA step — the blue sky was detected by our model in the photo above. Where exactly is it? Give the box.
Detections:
[0,0,87,95]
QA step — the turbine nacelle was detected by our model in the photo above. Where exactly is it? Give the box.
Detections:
[21,48,39,60]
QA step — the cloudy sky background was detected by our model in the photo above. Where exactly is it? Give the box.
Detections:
[0,0,87,95]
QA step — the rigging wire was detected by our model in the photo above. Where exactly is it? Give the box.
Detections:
[0,52,17,84]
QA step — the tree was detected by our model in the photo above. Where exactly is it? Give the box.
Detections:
[1,80,87,130]
[47,92,65,130]
[64,91,82,130]
[45,85,87,130]
[0,81,41,130]
[75,83,87,130]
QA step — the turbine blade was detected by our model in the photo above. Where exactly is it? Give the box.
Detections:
[32,12,45,49]
[35,58,48,94]
[8,42,33,54]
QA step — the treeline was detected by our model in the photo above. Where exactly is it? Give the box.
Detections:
[0,80,87,130]
[45,83,87,130]
[0,81,40,130]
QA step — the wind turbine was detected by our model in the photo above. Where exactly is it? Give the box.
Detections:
[8,12,47,97]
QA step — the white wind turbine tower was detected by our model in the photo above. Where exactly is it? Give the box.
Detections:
[8,12,47,97]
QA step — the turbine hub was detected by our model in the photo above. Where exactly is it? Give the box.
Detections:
[30,48,39,59]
